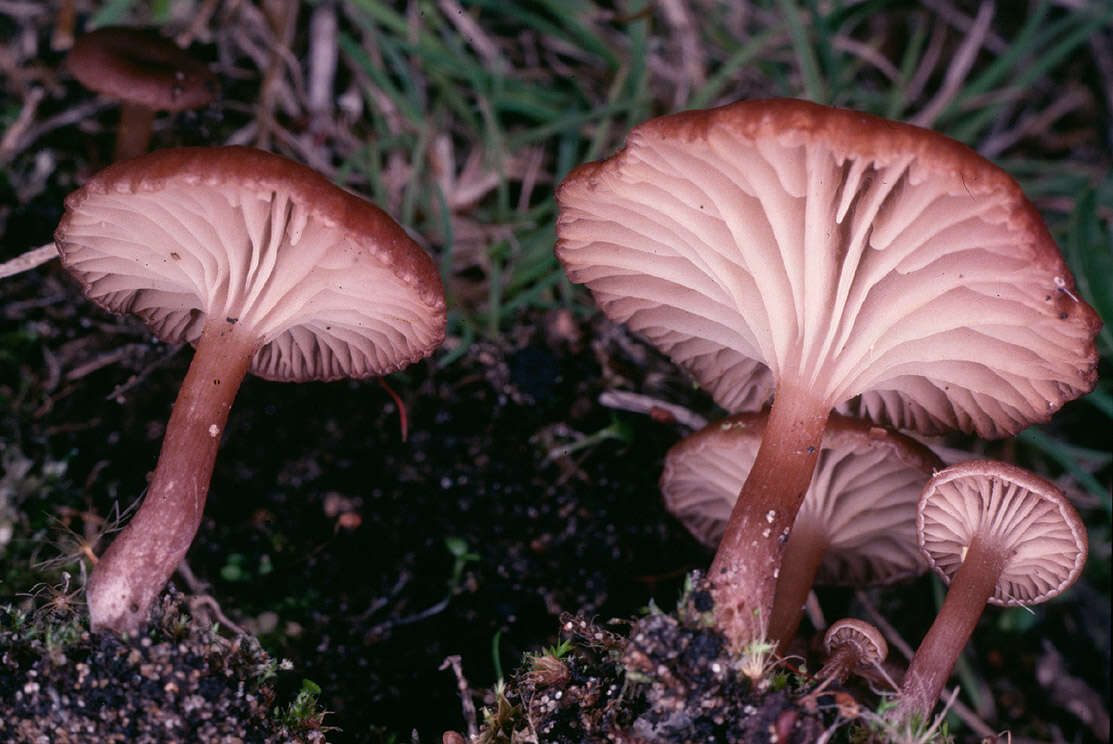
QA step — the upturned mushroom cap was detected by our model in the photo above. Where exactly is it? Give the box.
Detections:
[67,26,216,112]
[824,618,888,666]
[55,146,447,380]
[660,412,940,586]
[918,460,1088,606]
[557,98,1101,437]
[896,459,1088,720]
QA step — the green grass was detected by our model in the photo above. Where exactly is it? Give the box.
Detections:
[314,0,1113,359]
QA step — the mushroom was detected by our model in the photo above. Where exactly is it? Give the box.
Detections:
[817,618,888,685]
[660,412,941,648]
[55,146,446,633]
[66,26,217,161]
[895,460,1087,721]
[555,98,1100,646]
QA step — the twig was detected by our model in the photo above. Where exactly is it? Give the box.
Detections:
[175,560,249,636]
[65,343,150,383]
[0,242,57,279]
[921,0,1007,54]
[439,654,479,741]
[189,594,249,636]
[175,0,221,47]
[438,0,506,74]
[832,35,900,82]
[255,0,300,150]
[804,590,827,633]
[105,343,186,403]
[1036,639,1110,741]
[1,99,112,164]
[979,86,1090,158]
[598,390,708,431]
[307,0,339,131]
[905,17,947,106]
[910,0,995,128]
[365,595,451,641]
[0,86,44,159]
[658,0,706,108]
[0,1,47,20]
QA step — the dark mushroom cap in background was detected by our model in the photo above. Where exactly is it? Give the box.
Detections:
[55,146,446,381]
[918,460,1088,606]
[556,98,1101,437]
[66,26,217,112]
[824,618,888,667]
[660,412,941,586]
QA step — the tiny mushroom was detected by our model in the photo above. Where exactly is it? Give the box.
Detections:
[556,98,1101,646]
[67,26,217,160]
[817,618,888,685]
[55,146,446,633]
[896,460,1088,721]
[660,412,941,648]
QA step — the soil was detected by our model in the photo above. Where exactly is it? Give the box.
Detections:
[0,589,325,743]
[1,157,1108,744]
[2,258,722,742]
[479,587,829,744]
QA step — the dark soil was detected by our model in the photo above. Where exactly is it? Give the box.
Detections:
[476,593,829,744]
[2,260,723,742]
[2,253,1111,744]
[0,589,324,743]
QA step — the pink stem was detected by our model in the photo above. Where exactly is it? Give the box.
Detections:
[896,534,1005,722]
[708,382,828,648]
[768,518,828,650]
[87,319,259,633]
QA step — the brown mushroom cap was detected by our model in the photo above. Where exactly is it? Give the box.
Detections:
[66,26,216,111]
[55,146,446,381]
[824,618,888,666]
[918,460,1088,606]
[661,412,940,587]
[557,98,1100,438]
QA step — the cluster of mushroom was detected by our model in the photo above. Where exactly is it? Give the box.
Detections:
[659,413,1090,721]
[47,33,1100,731]
[555,98,1100,723]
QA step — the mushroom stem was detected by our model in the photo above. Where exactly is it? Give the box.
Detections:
[708,382,828,647]
[768,519,828,649]
[86,318,259,633]
[115,102,155,160]
[817,643,860,686]
[895,534,1005,722]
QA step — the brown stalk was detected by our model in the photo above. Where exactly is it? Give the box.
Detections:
[707,382,828,646]
[896,535,1005,721]
[86,319,259,633]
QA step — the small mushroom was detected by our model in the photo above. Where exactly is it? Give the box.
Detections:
[66,26,217,160]
[556,98,1100,645]
[818,618,888,685]
[896,460,1088,721]
[56,146,446,633]
[660,412,940,648]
